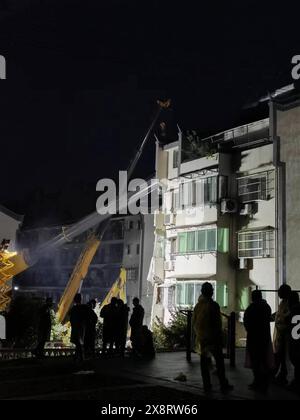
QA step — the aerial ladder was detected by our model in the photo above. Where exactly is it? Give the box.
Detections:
[0,100,171,317]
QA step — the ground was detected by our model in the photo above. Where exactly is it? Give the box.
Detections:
[0,350,299,401]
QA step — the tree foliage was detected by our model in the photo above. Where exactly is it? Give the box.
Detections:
[153,311,187,351]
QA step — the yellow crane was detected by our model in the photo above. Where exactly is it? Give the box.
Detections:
[0,100,171,318]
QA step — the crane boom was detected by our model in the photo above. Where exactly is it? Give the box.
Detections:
[56,99,170,321]
[0,100,171,313]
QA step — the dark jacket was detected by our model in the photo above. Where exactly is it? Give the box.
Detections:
[244,299,272,358]
[129,304,144,331]
[100,303,118,341]
[70,304,88,345]
[192,296,223,354]
[37,304,52,341]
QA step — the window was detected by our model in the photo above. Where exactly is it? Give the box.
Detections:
[173,150,179,169]
[156,287,163,304]
[177,229,217,254]
[238,230,275,258]
[178,176,218,209]
[129,221,134,230]
[107,243,123,263]
[238,172,272,202]
[127,268,138,281]
[175,281,217,307]
[171,189,180,210]
[204,176,218,204]
[170,238,177,256]
[136,243,140,255]
[175,281,227,308]
[126,244,131,255]
[137,221,141,230]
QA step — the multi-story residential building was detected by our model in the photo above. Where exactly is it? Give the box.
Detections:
[150,118,277,339]
[14,214,154,325]
[271,84,300,293]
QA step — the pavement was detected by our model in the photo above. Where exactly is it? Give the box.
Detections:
[0,349,299,400]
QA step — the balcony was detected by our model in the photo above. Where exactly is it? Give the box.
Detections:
[170,252,217,278]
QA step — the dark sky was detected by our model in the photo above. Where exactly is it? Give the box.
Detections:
[0,0,300,225]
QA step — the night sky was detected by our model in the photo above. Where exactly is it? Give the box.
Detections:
[1,0,300,226]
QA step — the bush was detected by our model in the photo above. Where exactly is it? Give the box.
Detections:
[153,311,187,351]
[6,295,43,348]
[50,312,71,347]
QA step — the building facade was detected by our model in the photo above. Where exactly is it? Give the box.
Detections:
[272,85,300,293]
[150,119,277,341]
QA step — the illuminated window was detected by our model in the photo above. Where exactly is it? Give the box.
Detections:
[175,280,228,308]
[178,229,217,254]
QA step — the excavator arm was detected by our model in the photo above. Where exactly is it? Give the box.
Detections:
[56,235,102,323]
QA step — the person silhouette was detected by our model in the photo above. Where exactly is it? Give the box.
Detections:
[192,282,233,393]
[129,297,144,355]
[33,297,53,358]
[70,293,88,363]
[244,290,274,392]
[138,325,156,359]
[100,297,118,354]
[116,299,129,357]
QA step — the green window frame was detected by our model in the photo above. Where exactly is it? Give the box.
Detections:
[175,281,228,308]
[178,229,217,254]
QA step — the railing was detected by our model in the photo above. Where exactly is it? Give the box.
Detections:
[180,309,236,367]
[0,347,76,360]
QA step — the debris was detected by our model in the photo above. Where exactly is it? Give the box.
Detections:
[174,372,187,382]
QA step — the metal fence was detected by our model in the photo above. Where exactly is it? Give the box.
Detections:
[180,310,236,367]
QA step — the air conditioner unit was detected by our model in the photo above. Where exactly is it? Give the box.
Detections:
[164,261,175,271]
[239,258,251,270]
[221,198,238,214]
[240,203,256,216]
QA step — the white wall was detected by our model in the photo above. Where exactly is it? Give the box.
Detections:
[180,154,219,175]
[277,106,300,292]
[0,210,22,251]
